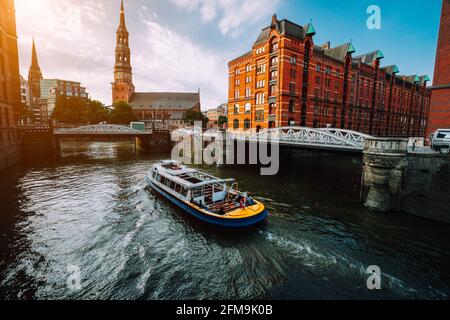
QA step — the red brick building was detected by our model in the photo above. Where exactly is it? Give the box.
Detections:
[0,0,21,170]
[228,15,432,137]
[428,0,450,137]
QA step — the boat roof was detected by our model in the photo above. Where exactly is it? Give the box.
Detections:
[152,161,235,189]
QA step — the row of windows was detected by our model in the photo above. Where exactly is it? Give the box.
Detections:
[152,171,189,197]
[255,46,266,55]
[316,63,340,76]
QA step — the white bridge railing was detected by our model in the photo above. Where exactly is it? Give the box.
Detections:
[244,127,373,151]
[172,127,373,152]
[55,124,150,135]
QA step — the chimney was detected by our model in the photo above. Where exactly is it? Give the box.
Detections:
[271,14,278,26]
[321,41,331,50]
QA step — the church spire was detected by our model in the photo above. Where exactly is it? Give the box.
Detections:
[31,37,40,69]
[28,38,43,99]
[112,0,134,104]
[119,0,127,31]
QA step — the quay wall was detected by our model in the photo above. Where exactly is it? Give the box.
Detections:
[361,138,450,223]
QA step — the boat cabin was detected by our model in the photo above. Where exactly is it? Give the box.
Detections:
[150,161,252,214]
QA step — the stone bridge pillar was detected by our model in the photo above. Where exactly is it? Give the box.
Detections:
[361,138,408,212]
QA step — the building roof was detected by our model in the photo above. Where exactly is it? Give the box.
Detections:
[321,42,356,61]
[254,16,315,45]
[381,65,400,74]
[129,92,200,110]
[353,50,384,65]
[404,75,420,83]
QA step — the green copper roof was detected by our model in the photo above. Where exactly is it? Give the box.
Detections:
[414,75,420,82]
[381,65,400,74]
[347,42,356,54]
[423,75,431,82]
[306,23,316,36]
[376,50,384,59]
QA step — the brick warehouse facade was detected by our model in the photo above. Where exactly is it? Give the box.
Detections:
[428,0,450,137]
[0,0,21,171]
[228,15,432,137]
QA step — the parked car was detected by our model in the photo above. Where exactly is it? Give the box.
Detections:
[430,129,450,154]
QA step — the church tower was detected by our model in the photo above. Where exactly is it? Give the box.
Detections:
[112,0,135,104]
[28,38,43,99]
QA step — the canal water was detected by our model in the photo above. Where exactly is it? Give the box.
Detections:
[1,141,449,299]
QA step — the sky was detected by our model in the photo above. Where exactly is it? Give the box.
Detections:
[15,0,442,110]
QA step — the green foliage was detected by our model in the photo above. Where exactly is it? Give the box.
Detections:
[183,110,209,127]
[52,97,110,124]
[88,100,110,124]
[52,96,88,124]
[109,101,137,124]
[218,115,228,126]
[16,102,33,121]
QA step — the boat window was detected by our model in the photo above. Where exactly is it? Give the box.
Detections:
[165,179,171,187]
[193,188,202,198]
[156,174,161,182]
[175,184,182,194]
[181,188,188,197]
[170,181,176,190]
[152,171,156,179]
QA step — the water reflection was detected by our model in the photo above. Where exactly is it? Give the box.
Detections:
[0,141,449,299]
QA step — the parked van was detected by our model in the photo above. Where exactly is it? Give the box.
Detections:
[430,129,450,154]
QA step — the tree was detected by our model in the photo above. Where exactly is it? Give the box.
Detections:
[52,96,90,124]
[16,102,33,124]
[87,100,109,124]
[183,110,209,127]
[218,115,228,126]
[109,101,137,124]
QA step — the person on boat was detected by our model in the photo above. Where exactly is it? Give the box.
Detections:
[247,195,254,205]
[240,197,246,209]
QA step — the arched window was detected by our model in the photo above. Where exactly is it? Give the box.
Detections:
[233,119,239,129]
[244,103,251,114]
[244,119,250,130]
[234,104,239,115]
[270,37,279,53]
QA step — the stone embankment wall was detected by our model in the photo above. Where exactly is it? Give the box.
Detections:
[361,138,450,223]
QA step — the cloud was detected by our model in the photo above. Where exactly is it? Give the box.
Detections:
[14,0,235,107]
[134,16,228,108]
[171,0,281,36]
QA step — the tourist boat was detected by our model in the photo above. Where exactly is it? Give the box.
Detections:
[145,160,268,227]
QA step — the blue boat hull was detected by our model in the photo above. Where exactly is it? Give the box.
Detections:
[145,176,268,228]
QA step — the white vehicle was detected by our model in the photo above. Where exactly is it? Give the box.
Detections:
[430,129,450,154]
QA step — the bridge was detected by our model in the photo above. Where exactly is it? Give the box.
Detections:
[243,127,374,153]
[174,127,374,153]
[54,124,153,137]
[18,124,172,154]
